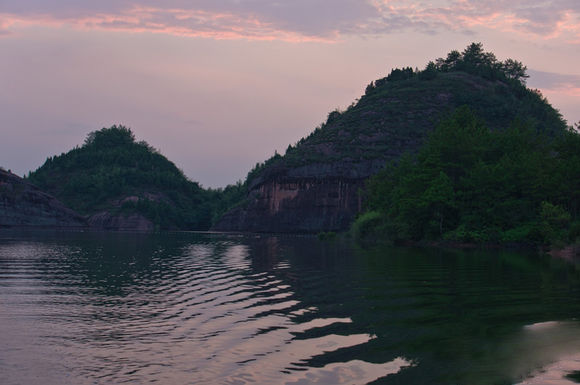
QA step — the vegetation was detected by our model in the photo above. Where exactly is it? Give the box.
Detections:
[28,125,246,230]
[250,43,566,181]
[317,231,337,240]
[367,42,530,89]
[22,43,577,239]
[354,107,580,247]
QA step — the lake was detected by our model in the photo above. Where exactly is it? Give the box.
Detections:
[1,231,580,384]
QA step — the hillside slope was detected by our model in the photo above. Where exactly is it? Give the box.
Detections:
[27,126,212,231]
[0,168,86,228]
[214,44,567,233]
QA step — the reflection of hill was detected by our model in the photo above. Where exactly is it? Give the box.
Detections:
[8,232,406,384]
[335,246,580,384]
[4,233,580,384]
[243,237,580,384]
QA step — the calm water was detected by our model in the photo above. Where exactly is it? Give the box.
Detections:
[1,232,580,385]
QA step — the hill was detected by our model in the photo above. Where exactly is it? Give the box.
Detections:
[27,126,223,231]
[0,167,86,228]
[213,43,568,233]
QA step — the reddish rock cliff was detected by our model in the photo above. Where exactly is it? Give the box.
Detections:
[213,161,378,232]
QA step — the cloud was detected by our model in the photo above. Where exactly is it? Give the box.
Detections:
[528,69,580,97]
[358,1,580,40]
[0,1,579,42]
[0,1,378,42]
[528,69,580,89]
[444,0,580,40]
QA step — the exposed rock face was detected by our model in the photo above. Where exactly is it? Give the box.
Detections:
[87,211,154,232]
[213,161,384,233]
[84,193,165,232]
[0,169,86,228]
[216,175,365,233]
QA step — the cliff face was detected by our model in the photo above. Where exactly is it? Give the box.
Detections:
[0,169,86,229]
[214,160,383,232]
[87,211,154,232]
[217,175,364,233]
[214,70,567,233]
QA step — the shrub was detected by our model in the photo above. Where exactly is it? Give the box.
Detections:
[351,211,384,242]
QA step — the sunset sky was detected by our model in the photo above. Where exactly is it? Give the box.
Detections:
[1,1,579,187]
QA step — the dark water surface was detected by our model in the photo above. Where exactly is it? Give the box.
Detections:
[1,231,580,384]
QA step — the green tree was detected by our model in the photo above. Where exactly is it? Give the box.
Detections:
[421,171,456,237]
[502,59,529,84]
[540,201,572,245]
[461,42,486,67]
[358,106,576,246]
[440,50,461,71]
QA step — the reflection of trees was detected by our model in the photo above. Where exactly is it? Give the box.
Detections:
[15,232,580,384]
[217,237,580,384]
[341,246,580,384]
[25,232,388,383]
[243,237,580,384]
[37,231,196,296]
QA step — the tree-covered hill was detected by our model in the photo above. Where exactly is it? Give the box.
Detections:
[24,43,576,238]
[27,126,244,230]
[248,43,566,184]
[214,43,570,234]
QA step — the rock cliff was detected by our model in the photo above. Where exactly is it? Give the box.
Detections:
[0,168,86,228]
[87,211,154,232]
[216,160,385,232]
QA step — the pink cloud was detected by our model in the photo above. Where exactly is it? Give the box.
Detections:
[527,69,580,111]
[364,1,580,41]
[0,1,579,43]
[0,6,336,42]
[545,86,580,97]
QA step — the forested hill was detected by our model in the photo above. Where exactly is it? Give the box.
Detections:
[213,43,569,233]
[24,43,575,236]
[27,126,244,231]
[250,44,565,181]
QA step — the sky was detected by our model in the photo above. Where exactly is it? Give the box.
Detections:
[1,1,579,188]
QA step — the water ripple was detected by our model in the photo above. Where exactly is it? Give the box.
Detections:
[3,233,580,384]
[0,234,400,385]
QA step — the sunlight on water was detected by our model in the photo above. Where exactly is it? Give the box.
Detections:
[514,321,580,385]
[284,358,412,385]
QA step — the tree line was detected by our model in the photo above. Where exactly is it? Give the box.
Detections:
[353,108,580,247]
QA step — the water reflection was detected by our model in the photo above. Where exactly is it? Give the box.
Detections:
[1,231,580,384]
[0,232,409,384]
[513,322,580,384]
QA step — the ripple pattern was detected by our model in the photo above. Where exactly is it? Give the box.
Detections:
[0,234,409,385]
